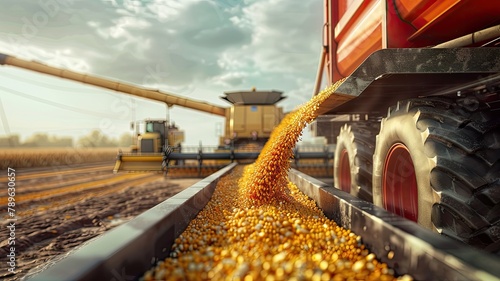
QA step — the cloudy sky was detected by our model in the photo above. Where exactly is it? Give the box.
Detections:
[0,0,324,146]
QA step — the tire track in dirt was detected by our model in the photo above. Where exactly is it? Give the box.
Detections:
[0,163,200,280]
[0,173,152,206]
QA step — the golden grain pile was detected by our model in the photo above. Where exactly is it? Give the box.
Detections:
[143,166,411,281]
[142,83,412,280]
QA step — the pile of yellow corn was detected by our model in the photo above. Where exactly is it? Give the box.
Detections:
[142,166,412,280]
[142,82,412,280]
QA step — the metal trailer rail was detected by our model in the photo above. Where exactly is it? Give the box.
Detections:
[25,163,500,281]
[114,150,334,173]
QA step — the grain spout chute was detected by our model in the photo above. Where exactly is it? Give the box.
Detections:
[0,53,227,117]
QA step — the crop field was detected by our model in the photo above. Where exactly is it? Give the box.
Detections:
[0,149,199,280]
[0,147,119,169]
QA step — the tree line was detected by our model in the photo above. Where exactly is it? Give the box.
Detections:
[0,130,133,148]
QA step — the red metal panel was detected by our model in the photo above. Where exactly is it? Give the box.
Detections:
[337,0,349,20]
[335,0,383,77]
[335,0,365,42]
[395,0,439,23]
[323,0,500,85]
[407,0,461,29]
[386,0,419,48]
[394,0,500,46]
[327,0,340,84]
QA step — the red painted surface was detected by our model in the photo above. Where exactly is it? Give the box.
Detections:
[323,0,500,80]
[382,143,418,222]
[339,149,352,193]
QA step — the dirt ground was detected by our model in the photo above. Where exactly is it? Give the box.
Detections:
[0,173,199,281]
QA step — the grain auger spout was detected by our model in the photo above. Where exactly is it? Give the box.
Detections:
[0,53,227,117]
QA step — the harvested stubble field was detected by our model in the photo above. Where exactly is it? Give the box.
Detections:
[0,149,199,280]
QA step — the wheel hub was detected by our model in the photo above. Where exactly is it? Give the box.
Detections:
[339,149,351,193]
[382,143,418,222]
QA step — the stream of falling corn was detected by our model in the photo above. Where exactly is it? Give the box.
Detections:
[142,82,413,281]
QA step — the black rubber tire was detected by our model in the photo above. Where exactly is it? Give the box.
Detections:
[372,98,500,252]
[334,122,379,202]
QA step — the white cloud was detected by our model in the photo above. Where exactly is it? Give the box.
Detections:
[285,77,318,110]
[212,71,247,87]
[111,16,151,35]
[0,41,91,73]
[145,0,192,21]
[211,0,323,113]
[232,0,322,73]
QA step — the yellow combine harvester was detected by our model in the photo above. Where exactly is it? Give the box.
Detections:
[113,119,184,172]
[113,89,288,173]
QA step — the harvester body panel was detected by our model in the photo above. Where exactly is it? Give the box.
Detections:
[326,0,500,82]
[224,105,284,144]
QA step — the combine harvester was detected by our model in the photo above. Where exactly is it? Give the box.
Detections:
[112,88,294,175]
[2,0,500,280]
[0,53,332,176]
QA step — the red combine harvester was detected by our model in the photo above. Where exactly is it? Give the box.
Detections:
[313,0,500,252]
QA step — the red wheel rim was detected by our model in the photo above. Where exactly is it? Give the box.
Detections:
[382,143,418,222]
[339,149,351,193]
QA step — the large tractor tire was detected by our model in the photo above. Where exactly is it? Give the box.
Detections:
[372,98,500,252]
[334,122,378,202]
